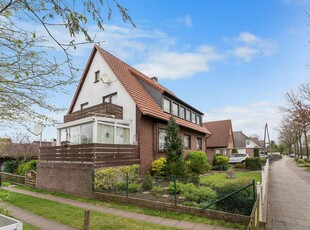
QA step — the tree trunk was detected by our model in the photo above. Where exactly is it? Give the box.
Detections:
[304,130,309,159]
[299,136,303,158]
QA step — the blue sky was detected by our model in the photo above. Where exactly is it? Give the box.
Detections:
[2,0,310,142]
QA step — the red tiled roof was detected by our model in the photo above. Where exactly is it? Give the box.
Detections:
[69,46,210,134]
[204,120,234,147]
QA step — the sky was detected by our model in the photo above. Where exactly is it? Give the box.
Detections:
[2,0,310,142]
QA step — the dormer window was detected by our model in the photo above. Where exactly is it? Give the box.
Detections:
[192,113,196,123]
[186,109,191,121]
[180,106,185,119]
[95,70,100,83]
[172,103,179,116]
[163,98,171,113]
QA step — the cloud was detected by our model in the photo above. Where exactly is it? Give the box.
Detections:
[176,15,192,27]
[134,45,223,80]
[224,32,277,62]
[204,101,281,141]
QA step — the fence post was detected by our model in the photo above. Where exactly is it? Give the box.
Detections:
[126,172,129,198]
[173,175,177,206]
[252,179,256,202]
[84,210,90,230]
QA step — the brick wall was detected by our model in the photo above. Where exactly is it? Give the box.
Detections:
[92,192,249,224]
[36,162,93,197]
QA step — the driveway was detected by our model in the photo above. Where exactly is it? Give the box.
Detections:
[267,156,310,230]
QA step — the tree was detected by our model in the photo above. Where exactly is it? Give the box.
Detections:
[164,116,186,176]
[0,0,134,125]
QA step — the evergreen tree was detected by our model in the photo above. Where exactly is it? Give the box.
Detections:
[164,117,186,176]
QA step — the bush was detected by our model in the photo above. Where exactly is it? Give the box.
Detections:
[151,158,166,176]
[3,160,20,174]
[182,183,217,203]
[94,167,119,191]
[260,157,267,165]
[119,164,139,183]
[205,162,212,172]
[16,160,38,175]
[213,182,254,215]
[297,159,305,164]
[115,182,126,191]
[245,157,262,170]
[128,183,141,193]
[254,148,259,158]
[294,157,299,162]
[185,151,208,175]
[232,149,238,154]
[235,163,245,169]
[164,159,187,177]
[151,186,164,196]
[168,180,184,194]
[304,158,309,163]
[142,173,153,190]
[213,155,229,171]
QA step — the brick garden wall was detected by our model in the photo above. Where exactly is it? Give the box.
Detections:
[92,192,249,224]
[36,162,93,197]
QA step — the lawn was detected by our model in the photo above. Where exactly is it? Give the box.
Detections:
[200,171,262,187]
[13,185,246,229]
[1,190,176,230]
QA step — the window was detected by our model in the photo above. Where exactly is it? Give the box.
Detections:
[97,123,114,144]
[197,116,201,125]
[81,123,93,144]
[180,106,185,119]
[102,92,117,104]
[192,113,196,123]
[69,126,80,145]
[158,129,167,151]
[186,110,191,121]
[116,127,130,144]
[184,134,191,149]
[80,102,88,110]
[197,137,202,150]
[163,98,171,113]
[246,141,250,146]
[95,70,100,83]
[172,103,179,116]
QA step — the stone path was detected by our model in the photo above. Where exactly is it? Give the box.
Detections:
[2,186,233,230]
[267,156,310,230]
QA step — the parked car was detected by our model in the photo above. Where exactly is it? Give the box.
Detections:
[289,153,296,158]
[229,153,249,163]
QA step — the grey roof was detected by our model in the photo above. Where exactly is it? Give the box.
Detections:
[233,131,249,148]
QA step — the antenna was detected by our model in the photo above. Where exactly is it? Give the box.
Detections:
[100,73,110,84]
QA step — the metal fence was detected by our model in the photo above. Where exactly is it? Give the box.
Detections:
[93,173,256,216]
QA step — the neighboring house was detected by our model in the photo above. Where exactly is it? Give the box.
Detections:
[54,45,210,173]
[233,131,259,156]
[204,120,235,161]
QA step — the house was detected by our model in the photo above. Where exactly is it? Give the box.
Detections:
[37,45,210,196]
[203,120,235,161]
[233,131,260,156]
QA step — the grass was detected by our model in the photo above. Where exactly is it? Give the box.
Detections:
[200,171,262,187]
[23,223,40,230]
[13,185,246,229]
[1,190,176,230]
[305,167,310,173]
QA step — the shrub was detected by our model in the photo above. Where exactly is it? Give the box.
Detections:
[205,162,212,172]
[119,164,139,183]
[213,182,254,215]
[151,186,164,196]
[142,173,153,190]
[164,159,187,177]
[94,167,119,191]
[168,180,184,194]
[245,157,262,170]
[115,182,126,191]
[297,159,305,164]
[181,183,217,204]
[128,183,141,193]
[213,155,229,171]
[3,160,20,174]
[294,157,299,162]
[254,148,259,158]
[232,149,238,154]
[185,151,208,175]
[260,157,267,165]
[151,158,166,176]
[235,163,245,169]
[16,160,38,175]
[304,158,309,163]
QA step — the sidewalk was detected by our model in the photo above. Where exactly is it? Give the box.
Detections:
[2,186,233,230]
[5,204,76,230]
[267,156,310,230]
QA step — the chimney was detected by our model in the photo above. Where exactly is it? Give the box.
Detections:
[151,76,158,82]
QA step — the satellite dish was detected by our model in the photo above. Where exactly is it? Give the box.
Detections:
[33,123,44,136]
[101,73,110,84]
